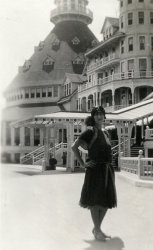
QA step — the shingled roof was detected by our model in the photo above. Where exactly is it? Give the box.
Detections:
[65,73,87,83]
[6,21,97,92]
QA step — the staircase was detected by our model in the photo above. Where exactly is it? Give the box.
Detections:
[131,145,144,157]
[20,143,67,165]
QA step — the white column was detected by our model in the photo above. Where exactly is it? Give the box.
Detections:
[66,121,74,171]
[44,126,50,168]
[79,98,82,112]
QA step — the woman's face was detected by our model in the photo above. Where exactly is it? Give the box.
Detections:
[93,112,105,126]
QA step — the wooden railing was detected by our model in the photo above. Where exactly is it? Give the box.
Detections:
[87,53,119,72]
[20,143,67,164]
[20,146,44,164]
[120,151,153,180]
[78,71,153,93]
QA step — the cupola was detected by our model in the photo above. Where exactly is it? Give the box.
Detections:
[50,0,93,25]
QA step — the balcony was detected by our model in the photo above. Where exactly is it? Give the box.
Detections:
[87,53,120,72]
[78,71,153,93]
[50,6,93,24]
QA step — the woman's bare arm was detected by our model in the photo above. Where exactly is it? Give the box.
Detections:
[71,139,86,168]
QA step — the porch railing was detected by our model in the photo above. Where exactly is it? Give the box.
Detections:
[20,142,67,164]
[120,151,153,180]
[87,53,119,72]
[78,71,153,93]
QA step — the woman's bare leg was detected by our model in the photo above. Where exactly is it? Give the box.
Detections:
[99,207,107,228]
[90,206,106,240]
[90,206,100,231]
[99,207,111,238]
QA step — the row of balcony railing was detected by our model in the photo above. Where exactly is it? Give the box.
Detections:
[50,6,93,20]
[87,53,119,72]
[78,71,153,92]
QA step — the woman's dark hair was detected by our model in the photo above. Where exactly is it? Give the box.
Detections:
[85,116,95,126]
[91,106,106,119]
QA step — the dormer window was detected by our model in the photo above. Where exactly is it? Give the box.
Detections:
[72,56,84,74]
[42,56,55,73]
[23,60,31,72]
[52,38,60,51]
[73,56,84,64]
[38,41,45,51]
[91,39,98,47]
[72,37,80,45]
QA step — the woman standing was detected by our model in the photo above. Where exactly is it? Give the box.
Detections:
[71,106,117,241]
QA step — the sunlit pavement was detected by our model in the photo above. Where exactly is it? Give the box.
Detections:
[1,164,153,250]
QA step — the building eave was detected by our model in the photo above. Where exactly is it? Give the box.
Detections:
[85,32,125,57]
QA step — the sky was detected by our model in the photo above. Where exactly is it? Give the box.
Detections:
[0,0,119,109]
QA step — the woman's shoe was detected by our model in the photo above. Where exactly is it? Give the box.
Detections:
[92,228,106,241]
[101,231,111,239]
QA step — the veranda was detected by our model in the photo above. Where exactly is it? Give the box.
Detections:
[12,99,153,180]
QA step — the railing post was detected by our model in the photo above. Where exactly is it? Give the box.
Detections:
[119,152,124,171]
[32,155,34,165]
[42,159,46,172]
[138,150,143,179]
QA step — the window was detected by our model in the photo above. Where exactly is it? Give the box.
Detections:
[31,89,35,98]
[48,87,52,97]
[151,59,153,76]
[128,0,132,4]
[71,0,75,10]
[139,0,144,2]
[36,88,41,98]
[150,12,153,24]
[34,128,40,146]
[128,13,133,25]
[128,37,133,51]
[151,37,153,50]
[128,59,134,77]
[120,16,124,29]
[151,0,153,3]
[139,36,145,50]
[25,89,29,99]
[42,88,46,98]
[138,12,144,24]
[120,1,123,7]
[53,86,58,97]
[89,75,91,82]
[25,127,30,146]
[121,61,125,78]
[14,128,20,146]
[68,83,71,95]
[6,122,11,145]
[121,40,124,54]
[139,58,147,77]
[63,0,67,10]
